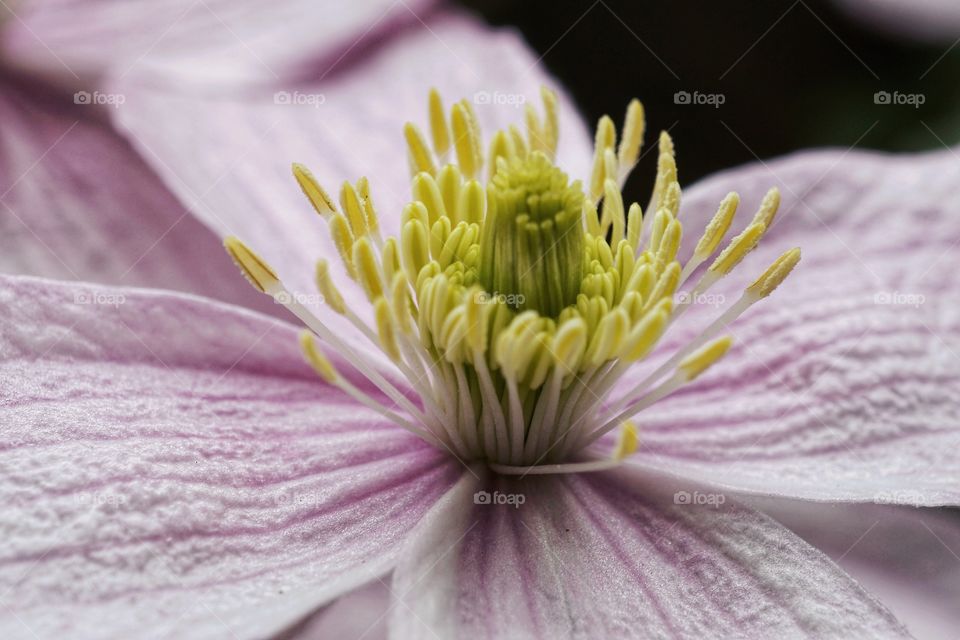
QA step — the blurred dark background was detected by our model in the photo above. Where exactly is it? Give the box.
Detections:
[461,0,960,204]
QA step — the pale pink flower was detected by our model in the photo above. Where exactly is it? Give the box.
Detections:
[0,3,958,639]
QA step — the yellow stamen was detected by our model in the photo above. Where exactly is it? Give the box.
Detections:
[299,331,338,383]
[709,221,766,275]
[355,177,380,234]
[694,192,739,259]
[747,247,802,298]
[340,181,368,238]
[626,202,643,248]
[552,318,588,373]
[391,272,414,335]
[622,305,669,361]
[412,172,447,226]
[404,122,436,176]
[617,99,645,174]
[315,259,345,314]
[381,237,401,283]
[374,297,401,362]
[451,101,482,179]
[488,130,514,179]
[613,420,639,460]
[589,115,616,199]
[328,214,356,279]
[428,88,450,156]
[223,236,278,293]
[661,181,681,217]
[509,124,528,158]
[651,132,677,210]
[458,179,485,225]
[678,335,733,381]
[585,307,629,366]
[352,237,383,301]
[437,164,462,219]
[655,218,683,266]
[751,187,781,228]
[525,103,545,154]
[540,86,560,158]
[464,287,489,352]
[292,163,337,218]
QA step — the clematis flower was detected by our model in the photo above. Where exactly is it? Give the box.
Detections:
[1,4,959,640]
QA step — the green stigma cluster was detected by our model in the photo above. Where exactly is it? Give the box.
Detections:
[479,152,584,317]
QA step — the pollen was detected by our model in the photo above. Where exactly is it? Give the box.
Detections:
[225,87,801,475]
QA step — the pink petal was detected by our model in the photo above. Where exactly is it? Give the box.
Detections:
[390,468,909,638]
[0,75,280,319]
[832,0,960,42]
[107,10,591,353]
[1,0,437,89]
[0,275,461,639]
[749,498,960,640]
[622,148,960,506]
[288,579,391,640]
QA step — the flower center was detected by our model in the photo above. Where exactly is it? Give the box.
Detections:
[225,87,801,476]
[479,152,584,318]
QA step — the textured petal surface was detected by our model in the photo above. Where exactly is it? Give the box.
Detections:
[390,467,909,639]
[0,0,437,89]
[108,10,592,350]
[619,148,960,506]
[286,579,391,640]
[0,275,461,639]
[750,498,960,640]
[0,74,280,318]
[832,0,960,42]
